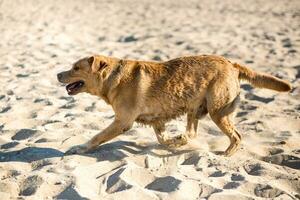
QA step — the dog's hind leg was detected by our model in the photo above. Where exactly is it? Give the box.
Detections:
[187,102,208,139]
[207,94,241,156]
[206,75,241,156]
[153,122,188,148]
[153,105,208,147]
[210,113,241,156]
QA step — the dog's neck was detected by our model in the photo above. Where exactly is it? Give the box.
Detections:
[99,59,126,104]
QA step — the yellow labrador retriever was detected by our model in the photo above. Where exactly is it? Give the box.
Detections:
[57,55,291,156]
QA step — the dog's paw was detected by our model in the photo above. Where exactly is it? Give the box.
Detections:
[65,144,89,155]
[167,134,188,148]
[175,134,188,145]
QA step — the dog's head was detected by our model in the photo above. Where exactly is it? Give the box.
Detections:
[57,56,109,95]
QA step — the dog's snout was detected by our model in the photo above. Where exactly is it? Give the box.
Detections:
[57,73,63,81]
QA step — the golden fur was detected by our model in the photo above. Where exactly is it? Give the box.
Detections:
[57,55,291,156]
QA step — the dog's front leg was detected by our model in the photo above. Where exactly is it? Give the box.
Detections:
[65,118,134,155]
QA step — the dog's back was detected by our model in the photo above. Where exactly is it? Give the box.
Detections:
[135,55,236,124]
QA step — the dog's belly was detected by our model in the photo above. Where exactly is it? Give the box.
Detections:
[135,107,187,125]
[136,114,160,124]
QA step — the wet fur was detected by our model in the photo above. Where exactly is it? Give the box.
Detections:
[57,55,291,156]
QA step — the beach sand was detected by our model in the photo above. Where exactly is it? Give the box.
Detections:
[0,0,299,199]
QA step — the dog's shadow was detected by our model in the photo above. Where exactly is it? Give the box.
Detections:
[0,141,192,163]
[90,141,192,162]
[0,147,64,162]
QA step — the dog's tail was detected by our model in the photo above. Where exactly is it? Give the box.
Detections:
[233,63,292,92]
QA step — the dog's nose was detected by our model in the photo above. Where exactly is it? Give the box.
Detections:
[57,73,62,81]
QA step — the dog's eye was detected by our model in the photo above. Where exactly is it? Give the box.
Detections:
[74,66,79,71]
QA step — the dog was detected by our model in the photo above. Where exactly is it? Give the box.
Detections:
[57,55,291,156]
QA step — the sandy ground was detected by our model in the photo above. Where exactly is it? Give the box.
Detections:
[0,0,300,199]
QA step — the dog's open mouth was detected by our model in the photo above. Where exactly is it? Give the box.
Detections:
[66,81,84,95]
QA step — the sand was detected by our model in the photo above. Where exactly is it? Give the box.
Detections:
[0,0,299,199]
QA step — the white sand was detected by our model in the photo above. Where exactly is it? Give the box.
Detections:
[0,0,299,199]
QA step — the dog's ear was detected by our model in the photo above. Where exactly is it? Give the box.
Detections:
[88,56,108,73]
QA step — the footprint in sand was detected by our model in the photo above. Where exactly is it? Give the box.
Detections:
[59,96,75,102]
[282,38,292,48]
[181,153,201,165]
[33,98,53,106]
[30,112,37,118]
[118,35,138,43]
[198,183,222,198]
[279,131,292,137]
[262,154,300,170]
[84,102,96,112]
[34,138,52,143]
[175,41,185,46]
[236,111,249,117]
[292,149,300,154]
[59,96,76,108]
[152,55,162,61]
[19,175,43,196]
[240,181,288,199]
[56,184,88,200]
[6,90,14,96]
[0,169,20,180]
[106,168,132,194]
[0,95,5,100]
[0,141,19,149]
[16,73,30,78]
[31,159,52,170]
[244,163,264,176]
[0,106,11,113]
[209,170,226,178]
[254,184,286,198]
[223,182,240,189]
[231,173,245,181]
[60,103,76,109]
[98,36,106,42]
[245,93,274,103]
[239,102,257,111]
[145,176,181,192]
[11,129,37,141]
[245,60,254,64]
[268,147,284,155]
